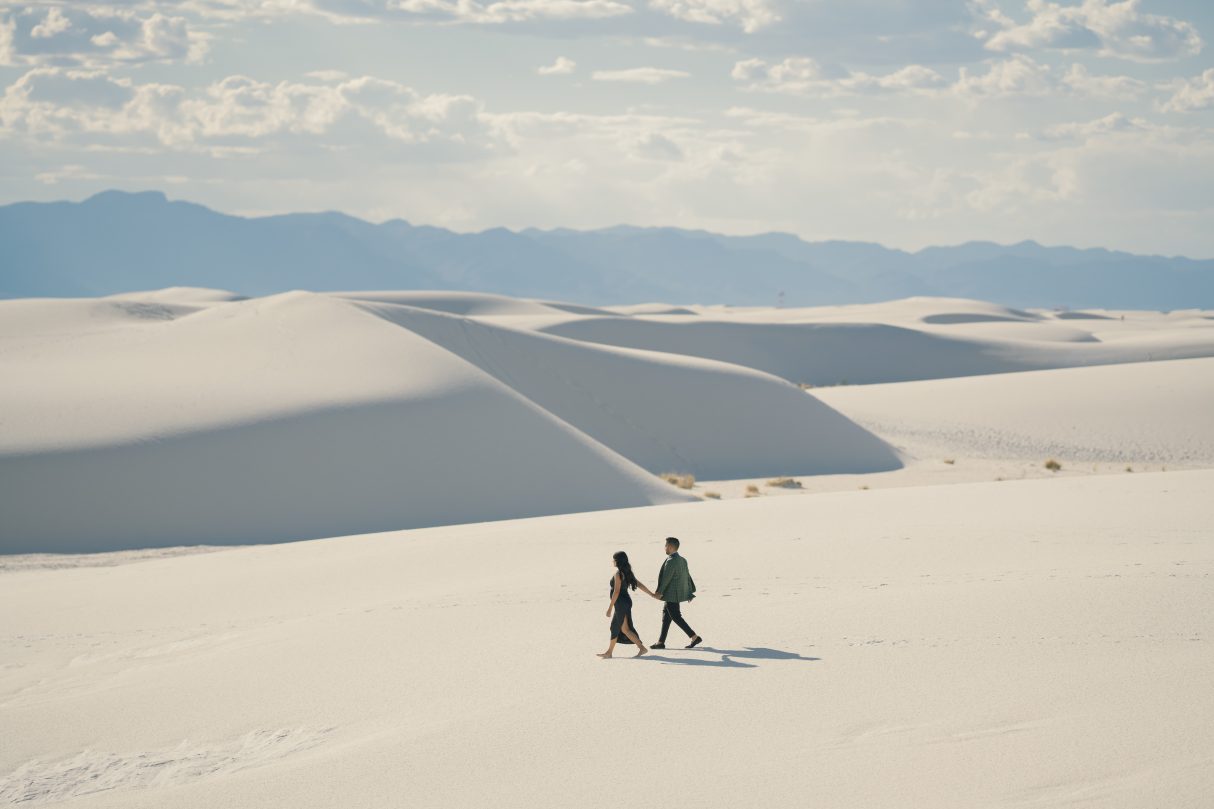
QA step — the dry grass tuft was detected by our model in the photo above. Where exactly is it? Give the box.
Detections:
[744,484,761,498]
[661,472,696,489]
[1044,459,1062,472]
[765,477,802,489]
[703,491,722,500]
[943,458,955,465]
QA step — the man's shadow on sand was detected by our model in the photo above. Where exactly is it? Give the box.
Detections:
[638,647,820,668]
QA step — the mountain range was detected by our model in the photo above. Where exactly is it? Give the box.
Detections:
[3,189,1212,309]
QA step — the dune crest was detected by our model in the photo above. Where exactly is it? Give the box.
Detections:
[0,288,905,553]
[0,291,697,553]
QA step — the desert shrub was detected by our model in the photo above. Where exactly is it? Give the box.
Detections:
[859,485,869,490]
[1044,459,1061,472]
[766,477,802,489]
[703,491,722,500]
[943,458,955,465]
[661,472,696,489]
[797,382,814,390]
[1125,466,1133,473]
[744,484,760,497]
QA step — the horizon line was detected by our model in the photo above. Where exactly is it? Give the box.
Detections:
[4,187,1209,263]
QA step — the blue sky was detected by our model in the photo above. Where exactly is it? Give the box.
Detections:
[1,0,1212,255]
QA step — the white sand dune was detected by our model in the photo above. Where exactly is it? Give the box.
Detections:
[816,357,1214,465]
[2,471,1211,808]
[604,302,699,316]
[0,291,697,553]
[534,313,1214,385]
[538,318,1047,384]
[331,290,612,318]
[105,286,250,305]
[0,298,204,340]
[698,296,1040,324]
[5,288,1212,555]
[350,299,900,479]
[0,289,902,553]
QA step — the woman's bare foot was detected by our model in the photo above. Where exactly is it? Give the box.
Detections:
[635,646,648,657]
[597,651,612,658]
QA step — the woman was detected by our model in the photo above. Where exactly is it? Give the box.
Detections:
[598,551,654,659]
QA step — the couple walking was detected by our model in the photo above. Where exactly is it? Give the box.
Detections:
[599,536,702,659]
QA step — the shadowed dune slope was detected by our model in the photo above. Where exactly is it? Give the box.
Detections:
[536,316,1214,385]
[0,291,694,553]
[351,300,902,480]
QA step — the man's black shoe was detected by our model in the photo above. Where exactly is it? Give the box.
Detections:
[651,642,666,649]
[685,636,702,649]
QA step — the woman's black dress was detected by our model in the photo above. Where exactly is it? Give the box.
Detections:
[610,576,637,644]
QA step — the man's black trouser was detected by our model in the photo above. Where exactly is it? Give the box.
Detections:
[659,601,696,643]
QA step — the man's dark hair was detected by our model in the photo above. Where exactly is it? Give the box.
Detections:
[665,536,680,549]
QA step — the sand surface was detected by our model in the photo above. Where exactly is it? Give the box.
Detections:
[2,471,1211,808]
[3,289,1212,806]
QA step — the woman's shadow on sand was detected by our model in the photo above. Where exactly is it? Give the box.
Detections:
[638,647,819,668]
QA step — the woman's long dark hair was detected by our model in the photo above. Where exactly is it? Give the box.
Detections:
[613,551,638,591]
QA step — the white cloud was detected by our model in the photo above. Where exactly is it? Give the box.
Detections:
[35,163,105,184]
[480,0,633,21]
[0,14,15,65]
[31,8,72,39]
[723,105,823,129]
[0,68,502,155]
[732,57,946,97]
[388,0,632,23]
[954,54,1055,96]
[641,35,738,53]
[137,14,209,62]
[591,67,691,83]
[1060,63,1145,99]
[982,0,1203,62]
[731,55,813,84]
[648,0,779,33]
[487,109,705,173]
[0,68,135,138]
[187,75,344,138]
[631,131,683,160]
[1164,68,1214,113]
[1040,112,1149,141]
[723,106,925,138]
[538,56,576,75]
[469,97,1214,251]
[952,55,1142,99]
[5,67,133,109]
[306,70,350,82]
[963,152,1079,213]
[5,8,210,67]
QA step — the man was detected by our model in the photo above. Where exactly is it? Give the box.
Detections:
[651,536,702,649]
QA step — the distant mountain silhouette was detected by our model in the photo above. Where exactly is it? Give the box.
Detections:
[3,190,1212,309]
